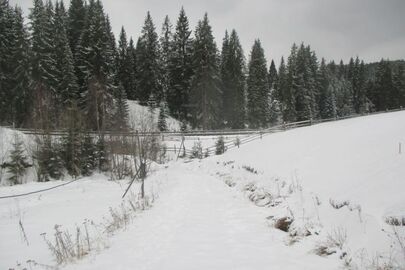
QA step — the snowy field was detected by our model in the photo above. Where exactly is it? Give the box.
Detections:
[1,111,405,269]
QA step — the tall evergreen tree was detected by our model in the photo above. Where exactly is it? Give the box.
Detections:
[113,84,129,130]
[136,11,162,105]
[0,0,14,124]
[394,63,405,107]
[246,39,269,128]
[76,0,115,131]
[160,15,173,103]
[30,0,58,129]
[117,26,132,99]
[220,29,246,129]
[284,44,298,122]
[67,0,86,56]
[126,37,137,100]
[373,59,395,110]
[190,13,221,129]
[54,1,79,114]
[9,6,31,126]
[168,7,194,121]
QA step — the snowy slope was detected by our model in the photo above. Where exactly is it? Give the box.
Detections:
[206,111,405,268]
[127,100,181,131]
[1,112,405,270]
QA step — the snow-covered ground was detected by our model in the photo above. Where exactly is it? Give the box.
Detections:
[1,111,405,269]
[127,100,181,132]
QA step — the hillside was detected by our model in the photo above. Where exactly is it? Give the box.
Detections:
[0,112,404,269]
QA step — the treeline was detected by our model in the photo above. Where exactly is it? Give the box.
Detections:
[1,0,405,132]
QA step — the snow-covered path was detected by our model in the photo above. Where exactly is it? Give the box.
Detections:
[68,164,334,270]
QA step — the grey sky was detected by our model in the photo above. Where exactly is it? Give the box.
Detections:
[12,0,405,66]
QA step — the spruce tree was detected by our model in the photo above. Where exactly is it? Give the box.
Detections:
[247,39,269,128]
[5,134,30,185]
[126,37,137,100]
[220,30,246,129]
[268,59,281,125]
[54,1,79,112]
[113,84,129,130]
[30,0,58,129]
[81,133,96,176]
[394,63,405,107]
[9,6,31,126]
[160,15,173,103]
[37,135,64,181]
[277,57,289,122]
[157,101,168,131]
[284,44,298,122]
[136,12,162,105]
[295,44,316,121]
[0,1,15,124]
[373,59,395,110]
[168,7,194,121]
[67,0,86,56]
[190,13,221,129]
[76,0,115,131]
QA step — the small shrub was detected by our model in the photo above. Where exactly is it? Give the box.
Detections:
[191,141,203,159]
[215,136,225,155]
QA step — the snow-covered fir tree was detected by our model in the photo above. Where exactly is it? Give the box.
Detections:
[247,39,269,128]
[168,7,194,121]
[190,13,221,129]
[220,29,246,129]
[136,12,162,105]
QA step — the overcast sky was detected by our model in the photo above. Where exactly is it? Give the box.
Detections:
[12,0,405,66]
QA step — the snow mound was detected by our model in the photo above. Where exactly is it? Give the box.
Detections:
[127,100,181,131]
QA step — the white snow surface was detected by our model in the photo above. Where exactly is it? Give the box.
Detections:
[127,100,181,132]
[1,111,405,269]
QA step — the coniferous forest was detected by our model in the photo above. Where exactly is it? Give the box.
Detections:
[1,0,405,132]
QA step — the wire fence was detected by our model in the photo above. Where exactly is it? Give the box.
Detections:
[0,107,403,199]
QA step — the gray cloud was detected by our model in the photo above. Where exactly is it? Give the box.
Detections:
[11,0,405,66]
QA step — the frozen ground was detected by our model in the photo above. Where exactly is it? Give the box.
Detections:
[1,111,405,269]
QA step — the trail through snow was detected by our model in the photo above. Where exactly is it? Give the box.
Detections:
[67,164,334,270]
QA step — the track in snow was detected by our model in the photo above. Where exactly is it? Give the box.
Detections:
[67,164,335,270]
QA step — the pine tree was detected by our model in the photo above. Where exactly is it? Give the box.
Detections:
[295,44,316,121]
[0,1,15,124]
[81,133,96,176]
[76,0,115,131]
[30,0,58,129]
[62,126,82,178]
[117,27,131,99]
[373,59,395,110]
[37,135,64,181]
[9,6,31,126]
[5,134,30,185]
[190,13,221,129]
[268,59,281,125]
[113,84,129,130]
[157,101,168,131]
[268,60,278,93]
[54,1,79,112]
[247,39,269,128]
[126,37,137,100]
[284,44,298,122]
[67,0,86,56]
[168,7,194,121]
[160,15,173,102]
[394,63,405,107]
[136,11,162,105]
[318,58,330,119]
[277,57,289,122]
[220,30,246,129]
